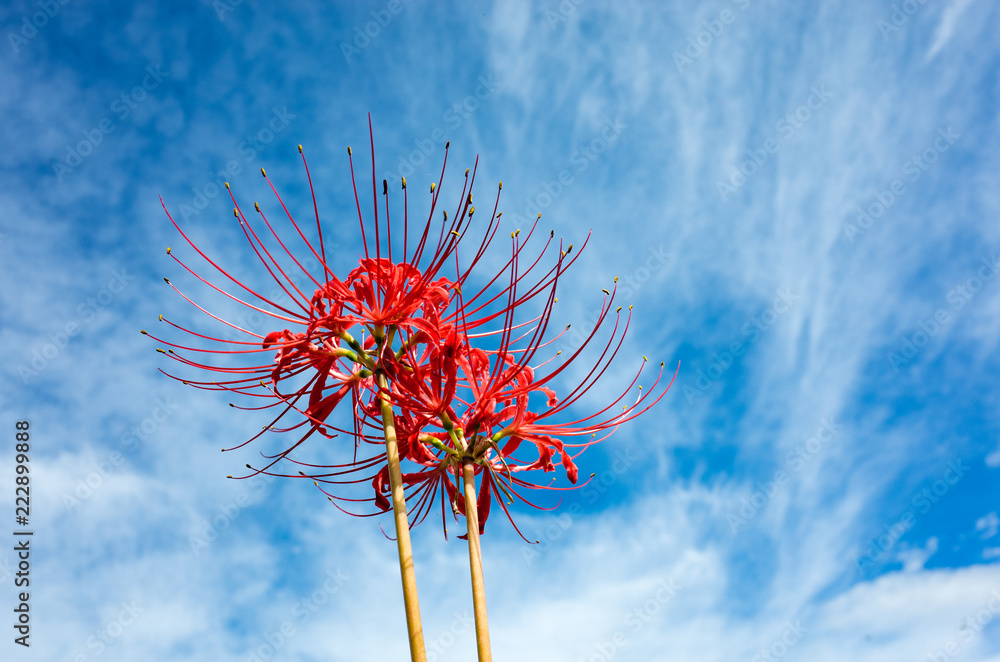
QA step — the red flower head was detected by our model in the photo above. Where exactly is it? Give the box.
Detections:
[145,118,676,542]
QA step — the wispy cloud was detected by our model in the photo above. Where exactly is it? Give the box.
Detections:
[926,0,978,61]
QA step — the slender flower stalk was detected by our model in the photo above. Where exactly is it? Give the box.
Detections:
[462,460,492,661]
[377,371,427,662]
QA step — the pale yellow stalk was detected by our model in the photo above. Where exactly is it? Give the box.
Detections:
[463,460,493,661]
[377,372,427,662]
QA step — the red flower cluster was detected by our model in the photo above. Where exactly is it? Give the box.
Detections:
[146,121,675,539]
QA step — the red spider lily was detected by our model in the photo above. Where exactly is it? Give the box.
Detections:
[146,119,675,543]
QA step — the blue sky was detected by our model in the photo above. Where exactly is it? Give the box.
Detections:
[2,0,1000,660]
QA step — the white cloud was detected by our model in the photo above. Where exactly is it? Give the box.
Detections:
[977,512,999,539]
[896,537,940,572]
[986,445,1000,468]
[926,0,978,62]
